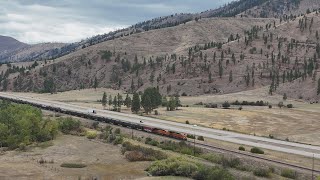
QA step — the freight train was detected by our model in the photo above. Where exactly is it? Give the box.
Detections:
[0,96,188,141]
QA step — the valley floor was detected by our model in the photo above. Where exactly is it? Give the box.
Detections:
[11,87,320,146]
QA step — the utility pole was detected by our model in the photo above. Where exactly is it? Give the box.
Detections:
[312,154,314,180]
[193,124,197,156]
[131,128,133,139]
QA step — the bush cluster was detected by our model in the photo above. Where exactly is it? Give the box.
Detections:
[86,131,97,139]
[250,147,264,154]
[281,169,297,179]
[238,146,245,151]
[147,157,234,180]
[58,117,84,135]
[145,137,159,146]
[60,163,87,168]
[0,102,58,149]
[253,167,271,177]
[121,141,167,161]
[159,140,202,156]
[205,103,218,108]
[232,100,267,106]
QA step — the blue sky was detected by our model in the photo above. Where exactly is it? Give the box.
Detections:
[0,0,233,44]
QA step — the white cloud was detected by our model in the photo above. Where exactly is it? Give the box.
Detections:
[0,0,232,44]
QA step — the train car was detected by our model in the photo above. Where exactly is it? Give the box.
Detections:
[153,129,170,136]
[170,132,187,140]
[143,126,154,133]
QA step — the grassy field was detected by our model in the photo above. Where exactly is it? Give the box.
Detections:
[9,87,320,146]
[0,135,150,180]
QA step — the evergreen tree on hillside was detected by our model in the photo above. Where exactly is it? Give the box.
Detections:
[108,95,112,107]
[229,70,233,83]
[113,96,117,110]
[218,60,223,78]
[131,93,141,113]
[124,94,132,108]
[93,77,98,90]
[102,92,107,109]
[318,78,320,95]
[141,94,152,114]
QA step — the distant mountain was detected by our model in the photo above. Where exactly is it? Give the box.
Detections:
[0,35,28,54]
[0,36,66,63]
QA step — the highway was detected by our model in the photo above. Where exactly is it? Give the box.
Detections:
[1,92,320,159]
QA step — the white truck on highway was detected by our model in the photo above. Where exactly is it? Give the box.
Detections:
[87,109,97,114]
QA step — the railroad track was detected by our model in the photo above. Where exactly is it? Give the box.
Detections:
[191,141,320,174]
[1,95,320,175]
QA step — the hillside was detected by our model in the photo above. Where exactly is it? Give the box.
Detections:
[0,0,275,63]
[238,0,320,18]
[1,17,275,93]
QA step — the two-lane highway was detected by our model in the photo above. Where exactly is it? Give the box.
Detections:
[1,92,320,159]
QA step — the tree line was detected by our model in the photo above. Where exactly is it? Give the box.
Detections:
[101,87,181,114]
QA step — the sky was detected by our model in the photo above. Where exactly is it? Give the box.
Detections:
[0,0,233,44]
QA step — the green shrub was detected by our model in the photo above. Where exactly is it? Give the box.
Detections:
[148,157,234,180]
[159,141,202,156]
[145,138,159,146]
[58,117,83,134]
[222,101,231,109]
[281,169,296,179]
[238,146,245,151]
[269,134,274,139]
[287,104,293,108]
[253,167,270,177]
[113,136,123,145]
[0,103,58,149]
[197,136,204,141]
[92,122,99,129]
[194,165,234,180]
[221,157,241,168]
[147,157,198,177]
[114,128,121,134]
[187,134,195,139]
[200,154,223,164]
[122,141,167,161]
[250,147,264,154]
[60,163,87,168]
[86,131,97,139]
[186,120,190,124]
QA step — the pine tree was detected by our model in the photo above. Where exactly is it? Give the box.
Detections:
[246,73,250,87]
[130,78,135,92]
[117,93,123,109]
[318,78,320,95]
[283,93,287,101]
[113,96,117,110]
[124,94,132,108]
[141,94,152,114]
[131,93,140,113]
[175,95,181,109]
[208,72,212,83]
[108,95,112,107]
[167,96,176,111]
[102,92,107,109]
[93,77,98,90]
[229,70,233,83]
[218,60,223,78]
